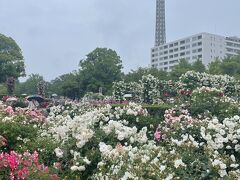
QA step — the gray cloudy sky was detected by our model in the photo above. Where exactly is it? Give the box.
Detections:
[0,0,240,81]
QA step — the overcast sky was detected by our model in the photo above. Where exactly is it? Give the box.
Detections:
[0,0,240,81]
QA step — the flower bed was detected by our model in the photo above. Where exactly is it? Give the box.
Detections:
[1,71,240,179]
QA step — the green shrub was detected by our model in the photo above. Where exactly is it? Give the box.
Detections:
[0,120,38,152]
[189,87,240,121]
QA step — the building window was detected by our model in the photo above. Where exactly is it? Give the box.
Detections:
[192,55,197,59]
[198,35,202,40]
[180,52,185,56]
[169,60,178,64]
[174,48,178,52]
[180,40,185,45]
[174,42,178,46]
[169,44,174,47]
[164,51,168,54]
[164,56,168,60]
[180,46,185,50]
[198,55,202,59]
[169,49,174,53]
[198,48,202,52]
[164,62,168,65]
[164,45,168,49]
[169,55,173,59]
[198,42,202,46]
[186,51,190,55]
[192,36,197,41]
[192,49,197,53]
[192,43,197,47]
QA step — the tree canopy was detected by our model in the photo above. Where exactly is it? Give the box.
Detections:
[124,67,168,82]
[0,33,25,82]
[208,55,240,80]
[15,74,45,95]
[49,72,79,99]
[169,59,206,80]
[78,48,123,96]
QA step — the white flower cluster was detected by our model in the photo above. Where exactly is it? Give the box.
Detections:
[140,74,160,104]
[39,102,149,173]
[112,75,176,104]
[113,81,142,101]
[179,71,240,97]
[201,115,240,154]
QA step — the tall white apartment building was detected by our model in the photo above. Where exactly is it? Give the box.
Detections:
[151,33,240,71]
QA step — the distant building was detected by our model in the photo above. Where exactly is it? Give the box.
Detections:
[151,33,240,71]
[151,0,240,71]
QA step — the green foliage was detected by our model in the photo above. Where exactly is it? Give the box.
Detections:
[0,84,7,95]
[0,33,25,83]
[15,74,45,95]
[22,137,59,166]
[179,71,240,98]
[141,75,159,104]
[220,56,240,77]
[0,116,38,152]
[208,55,240,80]
[208,58,222,75]
[170,59,206,80]
[191,59,206,73]
[78,48,123,96]
[11,99,28,109]
[170,59,193,80]
[143,104,172,118]
[49,72,79,99]
[189,88,240,121]
[124,67,168,82]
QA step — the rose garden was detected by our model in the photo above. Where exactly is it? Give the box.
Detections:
[1,70,240,179]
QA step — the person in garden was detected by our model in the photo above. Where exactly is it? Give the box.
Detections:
[0,135,7,147]
[28,99,39,109]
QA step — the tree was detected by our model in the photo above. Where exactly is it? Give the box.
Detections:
[208,58,222,75]
[221,55,240,77]
[192,59,206,73]
[169,59,192,80]
[6,77,15,95]
[15,74,45,95]
[37,81,46,97]
[78,48,123,96]
[0,33,25,83]
[49,72,79,99]
[208,55,240,80]
[124,67,168,82]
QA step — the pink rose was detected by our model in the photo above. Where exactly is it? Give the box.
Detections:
[154,128,162,142]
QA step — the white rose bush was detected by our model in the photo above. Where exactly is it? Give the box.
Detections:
[0,71,240,179]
